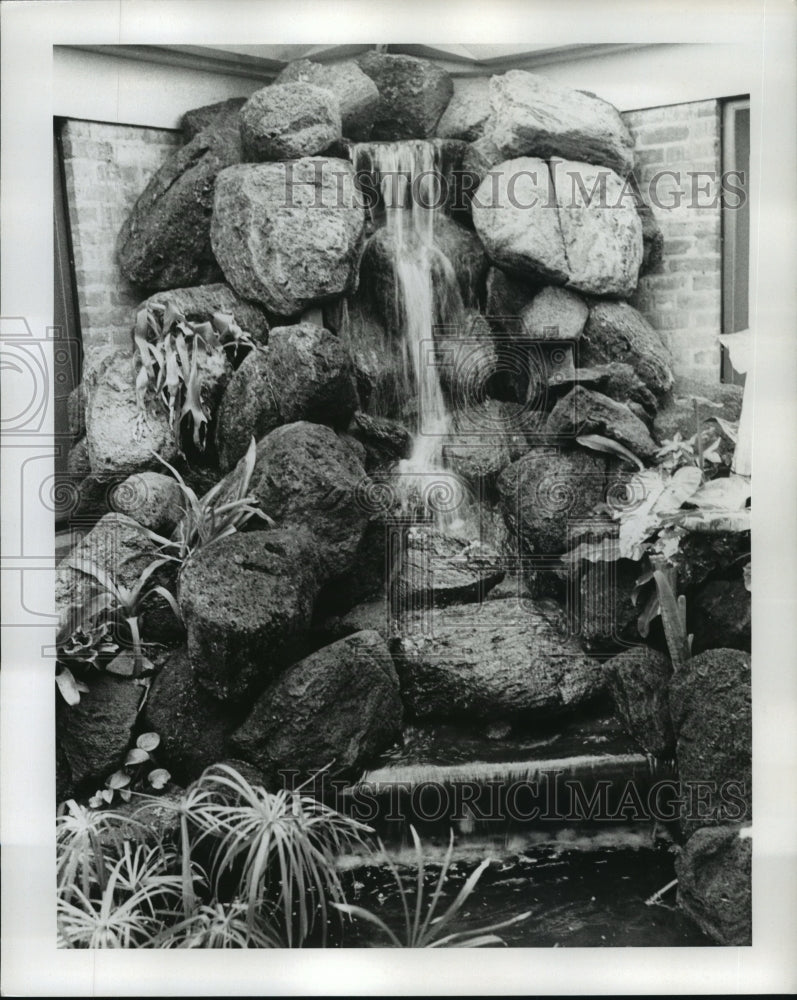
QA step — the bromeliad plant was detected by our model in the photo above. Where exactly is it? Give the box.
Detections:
[133,301,256,453]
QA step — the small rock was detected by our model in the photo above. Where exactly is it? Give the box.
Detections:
[521,287,589,342]
[546,385,659,459]
[689,579,751,655]
[181,97,246,141]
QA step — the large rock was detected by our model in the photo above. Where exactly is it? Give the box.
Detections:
[336,302,405,415]
[604,646,674,758]
[436,81,490,141]
[689,579,751,655]
[472,158,569,282]
[179,528,320,702]
[393,528,504,611]
[521,286,589,342]
[485,266,540,321]
[56,674,141,801]
[669,649,752,836]
[443,401,514,487]
[627,172,664,276]
[274,59,379,140]
[675,825,752,945]
[433,214,488,307]
[68,383,86,438]
[582,302,674,397]
[181,97,246,141]
[85,348,178,475]
[211,159,365,316]
[487,70,635,175]
[497,448,608,557]
[109,471,184,535]
[461,136,503,191]
[546,385,659,459]
[231,630,403,784]
[223,421,371,583]
[215,324,358,471]
[577,558,642,654]
[561,363,658,419]
[357,51,453,140]
[118,116,241,289]
[240,82,341,161]
[394,598,605,722]
[350,411,412,469]
[551,158,643,298]
[436,312,499,405]
[139,283,270,346]
[673,529,751,594]
[143,646,239,783]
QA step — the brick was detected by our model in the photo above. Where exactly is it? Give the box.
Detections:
[666,257,718,273]
[693,274,722,291]
[637,125,691,144]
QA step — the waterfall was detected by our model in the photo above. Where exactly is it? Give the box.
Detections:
[351,140,466,531]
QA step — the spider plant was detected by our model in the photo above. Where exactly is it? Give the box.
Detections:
[133,301,255,452]
[192,764,372,947]
[147,436,273,571]
[56,799,139,899]
[333,826,531,947]
[154,900,281,949]
[72,557,180,678]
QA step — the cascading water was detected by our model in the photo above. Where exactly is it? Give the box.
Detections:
[350,140,467,531]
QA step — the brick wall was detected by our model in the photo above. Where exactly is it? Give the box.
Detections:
[622,100,723,383]
[59,119,181,352]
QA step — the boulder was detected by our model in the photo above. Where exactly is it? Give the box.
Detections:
[604,646,674,758]
[582,301,674,397]
[85,348,178,475]
[689,579,751,655]
[357,51,453,140]
[222,421,371,583]
[487,70,634,175]
[143,646,240,783]
[211,158,365,317]
[627,172,664,276]
[498,448,608,558]
[231,630,403,784]
[485,266,540,322]
[139,283,270,346]
[436,81,491,141]
[215,349,280,472]
[521,287,589,342]
[274,59,379,140]
[436,312,499,405]
[669,648,752,836]
[673,529,751,594]
[68,383,86,438]
[109,471,184,535]
[461,136,503,191]
[472,158,569,283]
[336,301,405,415]
[433,213,488,307]
[179,528,321,702]
[67,437,90,478]
[181,97,246,141]
[577,558,642,654]
[393,598,605,722]
[350,411,412,468]
[675,825,752,945]
[443,402,514,487]
[56,674,141,801]
[551,158,643,298]
[320,597,393,644]
[546,385,659,459]
[561,363,658,419]
[240,82,341,161]
[393,528,504,612]
[117,116,241,290]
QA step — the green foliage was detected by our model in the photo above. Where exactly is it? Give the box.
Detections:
[133,301,255,452]
[55,622,118,706]
[148,437,273,570]
[88,732,172,809]
[333,825,531,948]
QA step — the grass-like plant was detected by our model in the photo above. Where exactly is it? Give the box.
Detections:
[333,825,531,947]
[155,901,281,949]
[148,437,272,571]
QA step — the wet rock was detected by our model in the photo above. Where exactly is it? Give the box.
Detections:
[561,364,658,419]
[582,301,674,397]
[143,646,240,783]
[56,674,141,801]
[394,528,505,611]
[179,528,321,703]
[118,115,241,290]
[433,213,488,307]
[577,558,642,654]
[274,59,379,141]
[443,402,513,488]
[689,579,751,655]
[84,348,178,475]
[139,283,270,346]
[604,646,674,757]
[350,412,412,468]
[673,530,751,594]
[337,301,404,414]
[546,385,659,459]
[436,312,499,405]
[488,70,634,175]
[357,51,453,140]
[497,447,608,556]
[436,81,491,141]
[181,97,246,141]
[551,158,643,298]
[472,157,569,283]
[461,136,503,193]
[240,82,341,161]
[669,648,752,836]
[485,266,540,322]
[393,598,605,722]
[211,158,365,317]
[521,286,589,342]
[231,630,403,784]
[675,825,751,945]
[109,471,184,535]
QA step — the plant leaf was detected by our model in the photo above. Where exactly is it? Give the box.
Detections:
[577,434,644,470]
[106,770,131,790]
[55,666,82,706]
[137,732,161,752]
[125,748,150,766]
[147,768,171,790]
[106,651,136,676]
